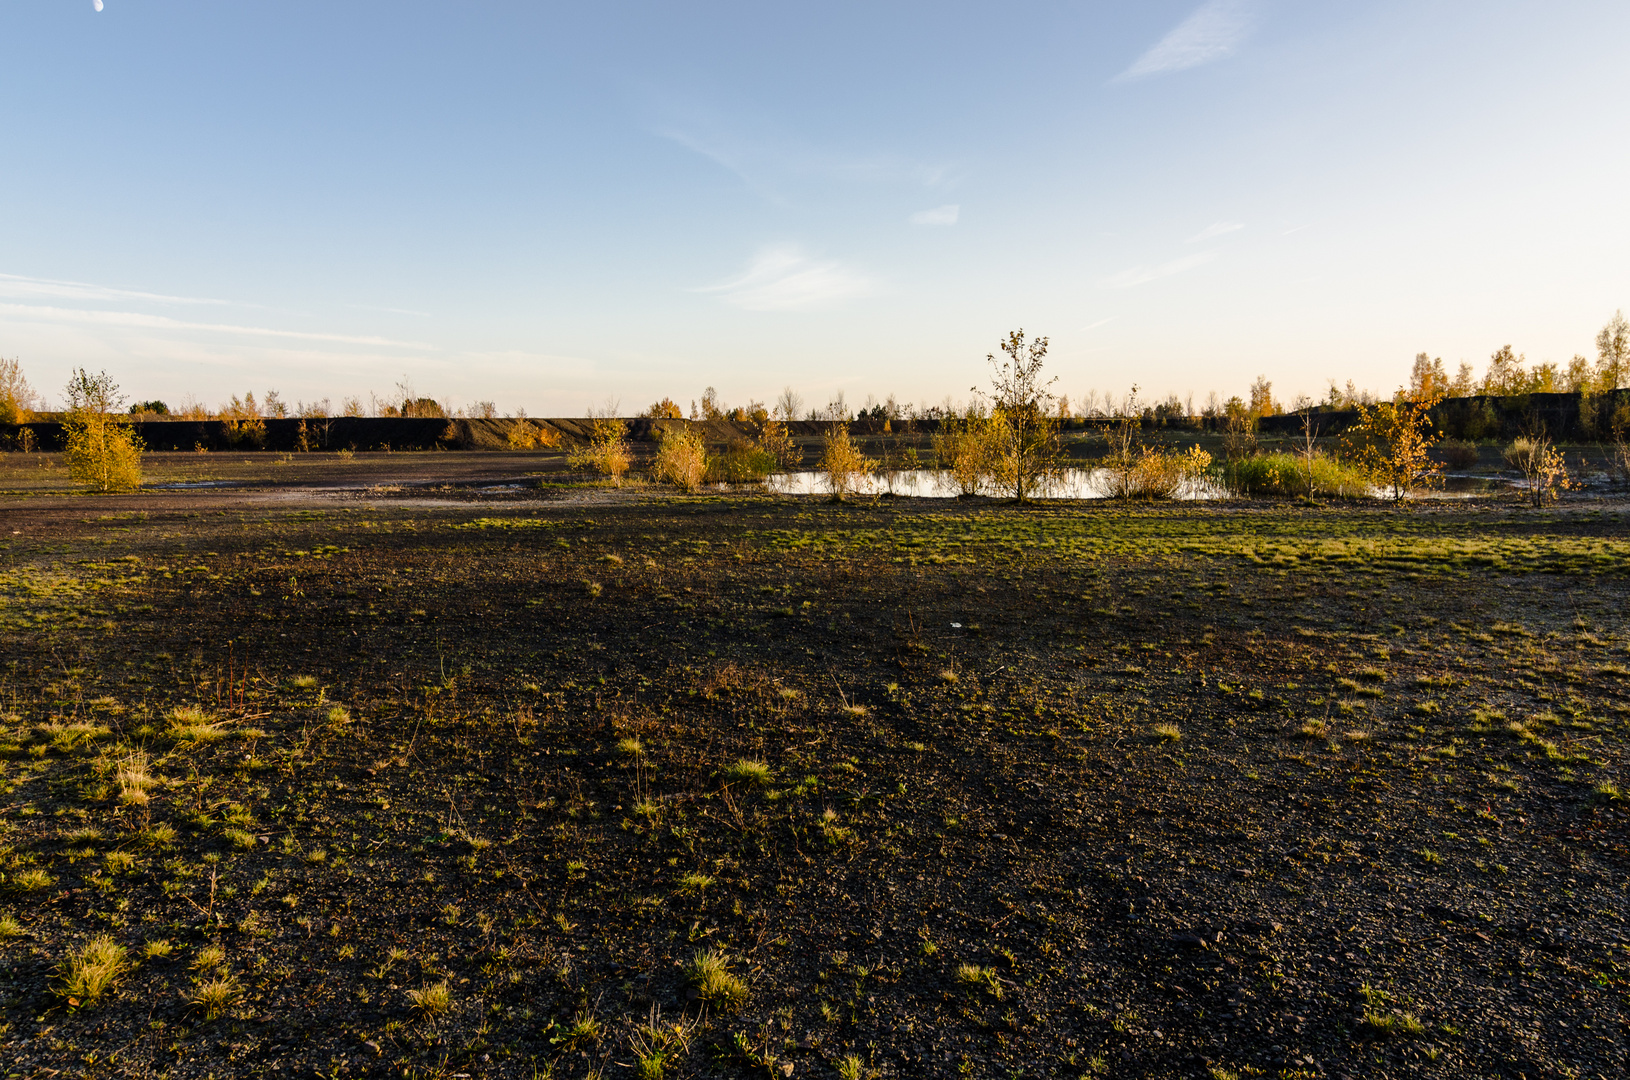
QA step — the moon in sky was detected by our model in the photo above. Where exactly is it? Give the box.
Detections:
[93,0,103,11]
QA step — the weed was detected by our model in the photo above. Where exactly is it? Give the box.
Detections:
[143,939,173,959]
[838,1054,869,1080]
[617,736,645,756]
[675,873,714,895]
[103,851,137,874]
[1152,722,1181,742]
[0,913,22,939]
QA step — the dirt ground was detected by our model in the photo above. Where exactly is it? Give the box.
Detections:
[0,455,1625,1080]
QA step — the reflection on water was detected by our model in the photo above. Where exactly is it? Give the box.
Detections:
[764,469,1223,500]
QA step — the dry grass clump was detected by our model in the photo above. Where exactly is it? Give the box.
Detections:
[59,935,128,1005]
[616,736,645,757]
[10,867,54,893]
[722,758,772,786]
[189,973,241,1019]
[165,706,226,744]
[1152,722,1181,742]
[0,913,23,939]
[408,980,453,1018]
[116,752,154,805]
[685,948,748,1009]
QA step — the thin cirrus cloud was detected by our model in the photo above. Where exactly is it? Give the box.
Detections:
[1186,221,1244,243]
[0,271,235,307]
[0,302,434,351]
[909,204,960,226]
[695,246,874,312]
[1099,251,1217,289]
[1116,0,1258,81]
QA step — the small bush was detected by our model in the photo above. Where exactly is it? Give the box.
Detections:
[1224,452,1371,498]
[651,426,707,492]
[507,419,562,450]
[819,424,874,501]
[704,442,776,484]
[1436,440,1479,469]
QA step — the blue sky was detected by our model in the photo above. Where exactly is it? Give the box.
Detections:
[3,1,1628,415]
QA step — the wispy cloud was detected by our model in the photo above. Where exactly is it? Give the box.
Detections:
[695,246,874,312]
[909,205,960,226]
[1116,0,1258,81]
[0,272,234,307]
[1080,317,1117,331]
[653,101,955,202]
[0,302,433,350]
[1186,221,1244,243]
[1099,252,1217,289]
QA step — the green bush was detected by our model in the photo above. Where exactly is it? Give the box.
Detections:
[1224,452,1371,497]
[705,443,776,484]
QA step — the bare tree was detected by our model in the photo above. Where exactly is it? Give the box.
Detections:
[775,387,803,423]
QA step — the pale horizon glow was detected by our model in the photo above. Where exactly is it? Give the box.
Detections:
[2,1,1628,415]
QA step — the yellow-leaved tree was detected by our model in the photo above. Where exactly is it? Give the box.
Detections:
[63,369,143,492]
[1342,387,1443,502]
[978,329,1063,502]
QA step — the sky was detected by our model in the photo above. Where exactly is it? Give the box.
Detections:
[3,1,1629,415]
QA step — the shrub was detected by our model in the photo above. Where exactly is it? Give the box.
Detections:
[62,369,143,492]
[641,397,684,419]
[568,414,632,484]
[507,420,561,450]
[0,357,37,424]
[819,423,874,501]
[1224,452,1370,498]
[651,426,707,491]
[932,413,995,496]
[1436,440,1479,469]
[705,442,776,484]
[1102,444,1213,499]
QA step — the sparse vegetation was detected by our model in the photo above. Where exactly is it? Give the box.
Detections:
[0,449,1621,1079]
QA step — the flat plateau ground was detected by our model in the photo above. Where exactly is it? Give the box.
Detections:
[0,454,1625,1079]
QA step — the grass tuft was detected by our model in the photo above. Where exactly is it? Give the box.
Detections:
[407,980,452,1018]
[59,935,128,1005]
[722,758,773,786]
[684,948,748,1009]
